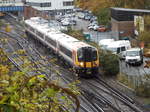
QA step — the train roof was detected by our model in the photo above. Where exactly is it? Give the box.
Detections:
[25,17,93,50]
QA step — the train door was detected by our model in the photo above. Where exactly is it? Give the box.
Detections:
[73,50,76,65]
[56,40,59,55]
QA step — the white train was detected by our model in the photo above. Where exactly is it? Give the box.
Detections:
[24,17,99,76]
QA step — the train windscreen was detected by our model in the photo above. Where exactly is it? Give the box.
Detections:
[77,47,97,62]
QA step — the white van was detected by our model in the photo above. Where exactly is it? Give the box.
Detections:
[125,48,143,65]
[107,40,131,54]
[99,39,115,50]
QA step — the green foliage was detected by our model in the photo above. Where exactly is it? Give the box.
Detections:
[0,20,4,28]
[96,8,110,25]
[99,50,119,75]
[139,31,150,48]
[118,73,150,98]
[75,0,150,25]
[0,70,80,112]
[138,16,150,48]
[135,82,150,97]
[64,28,85,40]
[0,47,80,112]
[117,73,134,89]
[135,75,150,97]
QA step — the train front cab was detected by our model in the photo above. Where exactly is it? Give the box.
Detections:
[74,47,99,77]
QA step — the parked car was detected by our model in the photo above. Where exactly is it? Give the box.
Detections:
[69,20,77,25]
[97,25,107,32]
[93,25,99,31]
[61,19,70,26]
[90,20,98,25]
[125,48,143,66]
[84,15,92,20]
[90,16,97,23]
[88,24,99,30]
[77,12,85,19]
[74,8,83,12]
[56,16,65,22]
[88,21,98,27]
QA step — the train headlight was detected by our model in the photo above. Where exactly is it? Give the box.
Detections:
[80,62,83,66]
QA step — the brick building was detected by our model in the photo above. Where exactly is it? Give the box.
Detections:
[111,8,150,40]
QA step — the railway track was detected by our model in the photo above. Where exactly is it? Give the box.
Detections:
[83,77,143,112]
[0,31,109,112]
[1,15,145,112]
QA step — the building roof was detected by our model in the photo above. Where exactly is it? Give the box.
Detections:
[111,7,150,21]
[111,7,150,13]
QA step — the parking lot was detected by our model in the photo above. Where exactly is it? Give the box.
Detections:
[74,17,112,42]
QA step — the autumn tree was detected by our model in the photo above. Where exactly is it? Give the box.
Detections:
[0,45,80,112]
[138,16,150,48]
[75,0,150,25]
[109,0,150,9]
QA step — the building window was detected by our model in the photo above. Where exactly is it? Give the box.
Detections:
[40,3,51,7]
[63,1,73,6]
[26,2,51,7]
[26,2,40,7]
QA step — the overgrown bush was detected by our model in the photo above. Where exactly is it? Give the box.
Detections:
[63,27,85,40]
[118,73,150,97]
[135,82,150,97]
[135,75,150,97]
[99,50,119,76]
[0,46,80,112]
[96,8,110,25]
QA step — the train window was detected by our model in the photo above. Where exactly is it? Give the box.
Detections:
[77,49,83,62]
[77,47,97,62]
[30,27,35,33]
[37,31,44,39]
[25,24,34,32]
[59,44,72,58]
[45,36,56,47]
[92,50,97,61]
[85,49,92,61]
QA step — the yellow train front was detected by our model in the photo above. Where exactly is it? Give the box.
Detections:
[74,46,99,77]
